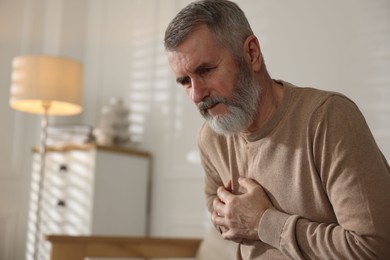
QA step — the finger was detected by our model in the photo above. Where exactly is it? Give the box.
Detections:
[211,210,225,227]
[213,197,225,216]
[215,224,229,235]
[219,225,228,233]
[238,177,260,192]
[217,185,234,203]
[225,180,232,192]
[216,225,222,234]
[212,197,219,208]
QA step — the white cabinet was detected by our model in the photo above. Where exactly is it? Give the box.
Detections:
[91,147,151,236]
[26,144,151,260]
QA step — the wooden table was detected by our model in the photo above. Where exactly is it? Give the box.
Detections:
[46,235,202,260]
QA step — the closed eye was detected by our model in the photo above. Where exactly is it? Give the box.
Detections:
[195,66,215,76]
[175,64,216,88]
[176,76,191,87]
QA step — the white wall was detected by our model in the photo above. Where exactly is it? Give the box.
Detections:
[0,0,88,259]
[0,0,389,258]
[82,0,209,237]
[242,0,390,159]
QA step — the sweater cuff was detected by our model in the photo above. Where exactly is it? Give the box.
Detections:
[258,208,290,249]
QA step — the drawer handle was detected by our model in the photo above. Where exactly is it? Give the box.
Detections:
[57,200,66,207]
[59,164,68,172]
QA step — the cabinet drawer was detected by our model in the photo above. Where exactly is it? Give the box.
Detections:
[42,220,90,236]
[28,144,151,260]
[41,197,91,225]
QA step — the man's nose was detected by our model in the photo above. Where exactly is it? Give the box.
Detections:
[190,78,209,104]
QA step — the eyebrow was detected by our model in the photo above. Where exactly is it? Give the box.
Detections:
[176,62,215,84]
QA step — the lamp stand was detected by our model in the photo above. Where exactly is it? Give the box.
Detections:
[33,103,50,260]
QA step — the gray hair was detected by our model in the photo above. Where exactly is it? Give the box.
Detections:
[164,0,254,61]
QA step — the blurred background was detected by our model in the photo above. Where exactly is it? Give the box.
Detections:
[0,0,389,259]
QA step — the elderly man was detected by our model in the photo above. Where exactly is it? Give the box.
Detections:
[165,0,390,259]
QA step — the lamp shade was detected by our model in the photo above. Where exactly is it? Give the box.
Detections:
[10,55,83,116]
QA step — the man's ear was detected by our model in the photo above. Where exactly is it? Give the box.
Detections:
[243,35,262,72]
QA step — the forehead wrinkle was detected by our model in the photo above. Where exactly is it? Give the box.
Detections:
[174,51,204,77]
[167,25,229,79]
[168,50,189,76]
[173,29,220,71]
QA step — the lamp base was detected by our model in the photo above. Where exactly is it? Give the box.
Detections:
[33,106,49,260]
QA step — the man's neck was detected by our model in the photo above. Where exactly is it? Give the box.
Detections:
[246,78,284,133]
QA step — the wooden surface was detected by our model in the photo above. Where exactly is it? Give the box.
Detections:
[97,144,151,158]
[32,143,151,158]
[46,235,201,260]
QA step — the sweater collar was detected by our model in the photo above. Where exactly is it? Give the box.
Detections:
[239,80,292,142]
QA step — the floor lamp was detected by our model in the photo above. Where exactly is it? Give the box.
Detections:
[9,55,83,260]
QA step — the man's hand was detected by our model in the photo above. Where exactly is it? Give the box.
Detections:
[212,177,273,243]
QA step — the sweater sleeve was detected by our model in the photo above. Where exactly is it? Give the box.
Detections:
[197,123,225,213]
[259,95,390,259]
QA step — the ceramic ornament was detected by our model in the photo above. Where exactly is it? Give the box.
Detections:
[94,97,131,146]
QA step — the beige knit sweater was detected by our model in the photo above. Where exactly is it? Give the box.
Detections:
[198,81,390,259]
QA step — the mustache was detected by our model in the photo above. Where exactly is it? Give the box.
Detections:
[198,96,231,116]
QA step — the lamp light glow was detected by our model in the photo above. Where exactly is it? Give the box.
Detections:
[10,55,83,115]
